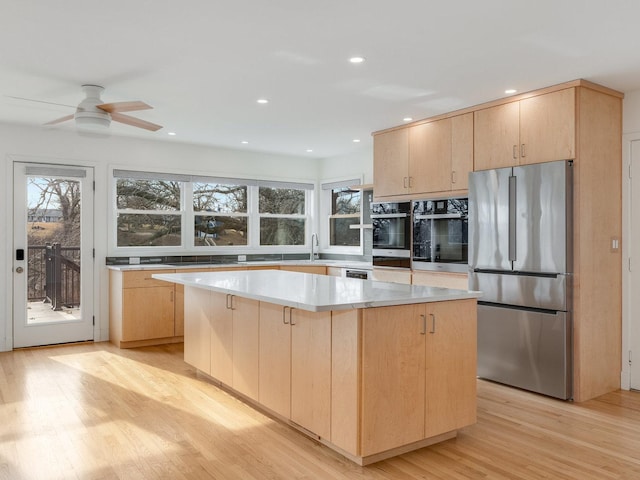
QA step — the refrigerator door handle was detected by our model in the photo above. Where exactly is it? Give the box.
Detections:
[509,175,517,262]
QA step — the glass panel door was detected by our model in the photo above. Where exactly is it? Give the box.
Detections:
[13,163,94,348]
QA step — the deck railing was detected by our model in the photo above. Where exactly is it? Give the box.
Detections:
[28,243,80,310]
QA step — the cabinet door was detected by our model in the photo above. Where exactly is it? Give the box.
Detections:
[361,304,426,455]
[122,286,175,341]
[373,129,409,197]
[258,302,291,417]
[183,286,211,374]
[424,299,477,437]
[409,118,452,194]
[519,88,575,165]
[474,102,520,171]
[232,296,260,400]
[451,112,474,190]
[210,291,233,386]
[291,309,332,439]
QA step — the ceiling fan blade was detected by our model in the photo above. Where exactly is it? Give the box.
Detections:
[111,112,162,131]
[97,101,152,113]
[44,114,75,126]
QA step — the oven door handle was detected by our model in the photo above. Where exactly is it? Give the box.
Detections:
[414,213,463,220]
[371,213,409,219]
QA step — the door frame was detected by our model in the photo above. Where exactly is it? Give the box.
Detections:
[623,133,639,390]
[5,155,99,351]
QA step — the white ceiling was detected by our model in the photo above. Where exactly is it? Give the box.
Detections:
[2,0,640,159]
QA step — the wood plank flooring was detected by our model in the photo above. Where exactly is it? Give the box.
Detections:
[1,342,640,479]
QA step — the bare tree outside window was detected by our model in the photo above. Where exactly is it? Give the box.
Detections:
[116,179,182,246]
[193,182,248,246]
[329,187,361,246]
[259,187,306,245]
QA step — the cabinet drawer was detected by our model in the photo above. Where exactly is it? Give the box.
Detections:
[123,269,175,288]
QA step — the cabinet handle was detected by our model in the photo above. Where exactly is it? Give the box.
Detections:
[513,145,518,160]
[451,170,457,184]
[521,143,526,157]
[420,314,426,335]
[429,313,436,334]
[290,307,296,326]
[408,176,413,188]
[282,306,290,324]
[403,176,408,188]
[170,290,174,302]
[226,294,235,310]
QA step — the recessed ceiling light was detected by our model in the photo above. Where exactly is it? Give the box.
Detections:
[306,149,313,153]
[349,56,365,64]
[353,139,361,143]
[241,140,249,144]
[168,132,176,136]
[403,117,413,122]
[505,89,517,94]
[257,98,269,104]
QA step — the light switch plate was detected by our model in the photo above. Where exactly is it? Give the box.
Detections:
[129,257,141,265]
[238,255,247,262]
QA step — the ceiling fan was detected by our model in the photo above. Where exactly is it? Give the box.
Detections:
[45,84,162,132]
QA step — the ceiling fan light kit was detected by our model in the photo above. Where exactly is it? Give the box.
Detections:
[44,84,162,132]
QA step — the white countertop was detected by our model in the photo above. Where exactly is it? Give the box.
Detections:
[108,260,372,271]
[153,270,480,312]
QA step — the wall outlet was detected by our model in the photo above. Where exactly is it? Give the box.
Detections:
[238,255,247,262]
[129,257,141,265]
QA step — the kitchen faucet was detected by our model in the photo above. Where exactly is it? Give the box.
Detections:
[310,233,319,261]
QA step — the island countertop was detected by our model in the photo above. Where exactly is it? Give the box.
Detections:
[153,270,481,312]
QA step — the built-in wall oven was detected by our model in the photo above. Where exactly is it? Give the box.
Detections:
[412,197,468,273]
[371,201,411,268]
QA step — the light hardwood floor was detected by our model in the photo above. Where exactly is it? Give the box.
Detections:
[1,342,640,479]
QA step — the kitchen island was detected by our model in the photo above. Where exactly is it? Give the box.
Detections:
[153,269,480,465]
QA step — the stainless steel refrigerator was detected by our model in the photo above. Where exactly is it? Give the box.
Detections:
[468,159,573,400]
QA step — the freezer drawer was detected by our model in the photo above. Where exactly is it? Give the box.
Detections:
[470,271,570,311]
[477,303,572,400]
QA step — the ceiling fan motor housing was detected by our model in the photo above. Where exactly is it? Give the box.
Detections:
[75,85,111,129]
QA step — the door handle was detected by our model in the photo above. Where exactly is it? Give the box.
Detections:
[15,266,24,274]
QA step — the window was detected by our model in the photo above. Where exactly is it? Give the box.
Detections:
[258,182,311,246]
[322,179,362,248]
[112,170,313,251]
[114,172,186,247]
[193,181,248,246]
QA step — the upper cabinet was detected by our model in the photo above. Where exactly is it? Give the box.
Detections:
[373,128,409,197]
[474,88,575,171]
[373,113,473,198]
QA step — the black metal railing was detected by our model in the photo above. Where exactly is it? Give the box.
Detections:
[28,243,80,310]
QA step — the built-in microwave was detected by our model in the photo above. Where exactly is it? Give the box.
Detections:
[412,197,468,273]
[371,201,411,269]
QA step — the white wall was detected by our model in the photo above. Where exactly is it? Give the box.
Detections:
[0,122,321,351]
[319,145,373,185]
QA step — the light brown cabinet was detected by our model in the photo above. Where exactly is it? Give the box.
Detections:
[183,286,212,374]
[360,299,476,455]
[209,290,259,400]
[373,128,409,197]
[374,114,473,197]
[474,88,575,171]
[258,303,331,438]
[279,265,327,275]
[109,269,181,348]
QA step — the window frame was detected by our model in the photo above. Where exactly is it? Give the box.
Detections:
[109,168,315,255]
[321,178,363,254]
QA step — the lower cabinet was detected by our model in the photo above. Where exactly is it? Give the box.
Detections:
[258,303,332,438]
[209,291,260,400]
[182,285,477,465]
[361,299,477,455]
[109,269,180,348]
